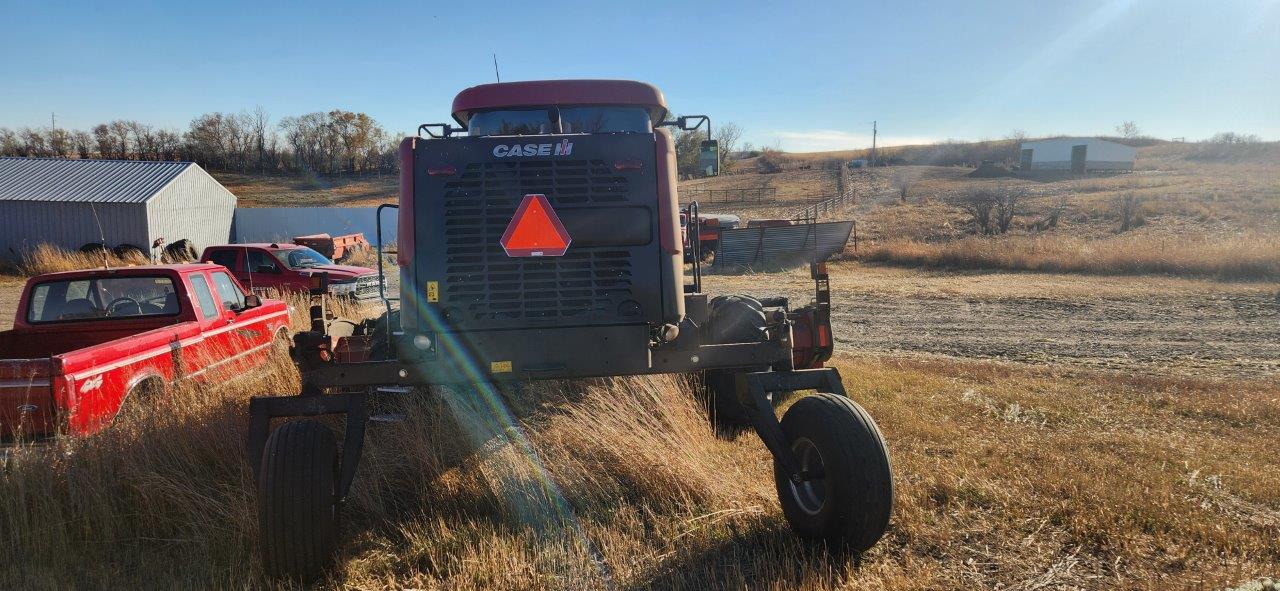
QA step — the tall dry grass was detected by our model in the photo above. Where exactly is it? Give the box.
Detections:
[2,350,1278,588]
[16,243,152,276]
[861,232,1280,280]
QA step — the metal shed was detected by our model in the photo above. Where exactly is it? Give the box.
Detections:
[1018,138,1136,173]
[0,158,237,260]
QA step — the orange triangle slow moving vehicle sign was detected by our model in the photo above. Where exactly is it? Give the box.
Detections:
[499,194,572,257]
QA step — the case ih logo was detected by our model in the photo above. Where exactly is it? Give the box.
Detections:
[492,139,574,158]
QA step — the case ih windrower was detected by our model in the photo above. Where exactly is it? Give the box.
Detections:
[248,80,893,580]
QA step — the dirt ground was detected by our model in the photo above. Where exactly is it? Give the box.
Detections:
[7,264,1277,381]
[705,263,1280,380]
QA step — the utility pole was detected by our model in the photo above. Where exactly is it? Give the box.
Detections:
[870,120,877,167]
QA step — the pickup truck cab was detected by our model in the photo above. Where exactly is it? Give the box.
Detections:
[201,243,381,300]
[0,264,289,439]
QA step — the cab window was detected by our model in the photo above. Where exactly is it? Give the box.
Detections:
[26,276,180,323]
[467,109,556,136]
[211,271,247,311]
[189,274,220,320]
[207,249,241,272]
[559,107,651,133]
[247,250,282,274]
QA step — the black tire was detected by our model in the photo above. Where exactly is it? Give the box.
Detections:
[79,242,108,255]
[368,309,400,361]
[259,420,339,582]
[702,296,769,435]
[112,243,147,261]
[162,239,198,263]
[774,393,893,552]
[707,295,767,345]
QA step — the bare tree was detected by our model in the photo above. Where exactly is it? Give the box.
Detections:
[950,188,997,234]
[715,121,742,170]
[891,171,913,202]
[67,130,92,158]
[1006,129,1027,143]
[1115,121,1141,139]
[992,186,1024,234]
[1117,193,1144,231]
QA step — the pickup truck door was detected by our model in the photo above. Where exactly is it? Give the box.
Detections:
[185,271,237,381]
[210,270,277,372]
[246,249,291,294]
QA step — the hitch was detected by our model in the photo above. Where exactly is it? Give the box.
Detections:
[737,368,847,483]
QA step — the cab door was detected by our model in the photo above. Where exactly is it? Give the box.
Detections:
[211,270,274,371]
[245,248,290,294]
[184,271,236,382]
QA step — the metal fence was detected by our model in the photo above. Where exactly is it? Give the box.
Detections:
[679,186,778,205]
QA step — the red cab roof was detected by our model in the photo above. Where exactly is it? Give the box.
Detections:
[451,79,668,125]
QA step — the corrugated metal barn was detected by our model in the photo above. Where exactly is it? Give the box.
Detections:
[0,158,237,260]
[1018,138,1136,173]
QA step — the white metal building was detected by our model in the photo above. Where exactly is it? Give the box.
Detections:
[1018,138,1136,172]
[0,158,237,260]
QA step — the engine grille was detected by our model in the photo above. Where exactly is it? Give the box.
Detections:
[354,275,382,299]
[440,159,636,325]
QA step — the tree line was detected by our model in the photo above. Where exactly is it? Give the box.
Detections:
[0,108,400,175]
[2,110,744,178]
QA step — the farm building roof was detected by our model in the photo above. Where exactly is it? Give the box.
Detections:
[0,157,194,204]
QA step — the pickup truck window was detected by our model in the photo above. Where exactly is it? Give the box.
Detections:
[211,271,246,311]
[278,247,332,269]
[248,250,282,274]
[189,275,220,320]
[27,276,180,323]
[208,249,241,272]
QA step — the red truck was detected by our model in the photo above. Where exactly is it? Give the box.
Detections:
[0,264,289,439]
[201,243,382,300]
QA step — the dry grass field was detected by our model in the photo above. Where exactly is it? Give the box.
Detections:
[1,140,1277,589]
[2,345,1277,589]
[688,141,1280,281]
[217,172,398,208]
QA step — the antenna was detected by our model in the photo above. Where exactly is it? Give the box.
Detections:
[493,53,501,82]
[89,203,110,270]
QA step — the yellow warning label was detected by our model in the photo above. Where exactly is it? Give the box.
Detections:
[426,281,439,303]
[490,360,513,373]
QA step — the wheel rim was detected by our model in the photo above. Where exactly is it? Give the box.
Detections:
[787,437,827,515]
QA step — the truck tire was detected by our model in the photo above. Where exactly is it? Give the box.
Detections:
[774,393,893,552]
[707,295,767,344]
[702,295,770,436]
[162,239,198,263]
[259,420,339,582]
[368,309,400,361]
[112,243,147,262]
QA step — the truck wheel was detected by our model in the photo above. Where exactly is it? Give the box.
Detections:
[702,296,769,436]
[702,370,751,436]
[259,420,339,582]
[774,393,893,552]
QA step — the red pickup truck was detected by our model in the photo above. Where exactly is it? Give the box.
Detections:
[201,243,382,300]
[0,264,289,439]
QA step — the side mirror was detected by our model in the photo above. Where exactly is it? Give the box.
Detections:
[243,294,262,309]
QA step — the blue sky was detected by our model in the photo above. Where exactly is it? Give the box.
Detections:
[3,0,1277,151]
